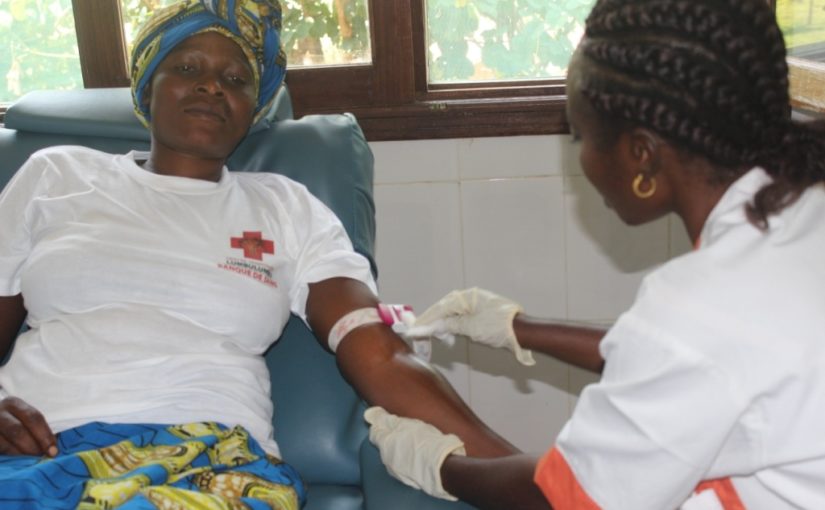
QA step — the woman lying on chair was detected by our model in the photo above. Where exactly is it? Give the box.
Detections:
[0,1,515,507]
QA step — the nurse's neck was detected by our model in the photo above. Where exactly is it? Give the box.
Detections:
[669,160,741,247]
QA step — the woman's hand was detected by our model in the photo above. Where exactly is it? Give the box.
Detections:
[406,288,536,366]
[0,396,57,457]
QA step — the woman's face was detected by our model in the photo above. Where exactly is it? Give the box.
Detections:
[146,31,257,161]
[566,53,664,226]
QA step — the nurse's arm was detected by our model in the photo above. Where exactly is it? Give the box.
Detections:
[441,453,551,510]
[306,277,518,457]
[514,314,607,373]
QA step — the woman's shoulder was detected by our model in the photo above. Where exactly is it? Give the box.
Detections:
[29,145,117,164]
[23,145,122,178]
[13,145,120,188]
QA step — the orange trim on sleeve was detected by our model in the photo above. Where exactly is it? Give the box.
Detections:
[694,478,746,510]
[534,447,601,510]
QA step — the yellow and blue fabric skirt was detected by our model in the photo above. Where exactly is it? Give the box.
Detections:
[0,422,305,509]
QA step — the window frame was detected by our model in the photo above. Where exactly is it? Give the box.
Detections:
[787,56,825,112]
[770,0,825,115]
[2,0,570,140]
[3,0,821,136]
[769,0,825,115]
[72,0,130,88]
[278,0,570,141]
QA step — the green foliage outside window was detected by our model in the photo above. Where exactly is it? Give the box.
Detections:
[426,0,596,82]
[1,0,81,102]
[1,0,372,102]
[123,0,371,66]
[5,0,825,104]
[280,0,370,66]
[776,0,825,61]
[1,0,595,103]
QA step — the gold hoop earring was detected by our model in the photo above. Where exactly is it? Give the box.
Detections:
[632,174,656,199]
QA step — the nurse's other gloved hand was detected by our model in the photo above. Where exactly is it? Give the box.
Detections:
[406,287,535,366]
[364,406,465,501]
[0,396,58,457]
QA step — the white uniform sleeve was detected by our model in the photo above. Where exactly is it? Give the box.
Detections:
[285,184,377,320]
[548,281,747,510]
[0,153,55,295]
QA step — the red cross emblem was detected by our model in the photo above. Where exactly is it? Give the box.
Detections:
[230,231,275,260]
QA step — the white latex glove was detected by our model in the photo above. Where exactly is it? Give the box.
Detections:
[406,287,535,366]
[364,406,466,501]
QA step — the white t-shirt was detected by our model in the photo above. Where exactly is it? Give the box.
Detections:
[0,146,377,456]
[535,168,825,509]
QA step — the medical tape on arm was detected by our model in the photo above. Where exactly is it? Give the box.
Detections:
[328,304,429,361]
[327,307,384,352]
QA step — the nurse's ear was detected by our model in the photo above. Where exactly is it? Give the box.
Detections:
[628,127,664,177]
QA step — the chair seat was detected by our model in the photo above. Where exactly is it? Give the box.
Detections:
[304,485,364,510]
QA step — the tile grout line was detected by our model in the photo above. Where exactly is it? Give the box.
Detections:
[456,144,474,408]
[562,172,575,418]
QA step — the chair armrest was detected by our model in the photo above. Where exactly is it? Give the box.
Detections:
[359,440,478,510]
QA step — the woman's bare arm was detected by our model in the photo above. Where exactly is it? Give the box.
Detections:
[0,294,57,457]
[307,277,518,458]
[0,294,26,362]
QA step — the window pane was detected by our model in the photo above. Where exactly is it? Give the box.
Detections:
[122,0,178,53]
[122,0,371,69]
[281,0,370,66]
[0,0,82,103]
[425,0,596,84]
[777,0,825,63]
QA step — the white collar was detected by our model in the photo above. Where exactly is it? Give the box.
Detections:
[120,150,232,195]
[697,167,772,249]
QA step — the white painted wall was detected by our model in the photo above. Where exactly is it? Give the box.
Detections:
[369,134,693,454]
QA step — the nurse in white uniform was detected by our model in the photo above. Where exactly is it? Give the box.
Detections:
[364,0,825,509]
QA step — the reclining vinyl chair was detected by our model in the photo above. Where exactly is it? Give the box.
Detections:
[0,87,476,510]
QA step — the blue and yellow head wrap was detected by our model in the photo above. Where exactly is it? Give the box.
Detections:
[130,0,287,127]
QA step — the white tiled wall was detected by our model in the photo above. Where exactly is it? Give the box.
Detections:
[370,135,692,454]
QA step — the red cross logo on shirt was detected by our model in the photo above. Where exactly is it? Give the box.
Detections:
[230,231,275,260]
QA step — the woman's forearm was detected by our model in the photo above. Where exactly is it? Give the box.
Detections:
[338,329,519,457]
[513,314,606,373]
[307,277,518,457]
[441,454,551,510]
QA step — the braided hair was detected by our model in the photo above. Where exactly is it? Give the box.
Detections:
[577,0,825,228]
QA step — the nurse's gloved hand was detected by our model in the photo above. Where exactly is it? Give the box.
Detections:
[364,406,465,501]
[406,288,535,366]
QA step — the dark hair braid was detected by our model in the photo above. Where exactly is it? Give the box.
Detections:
[580,0,825,228]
